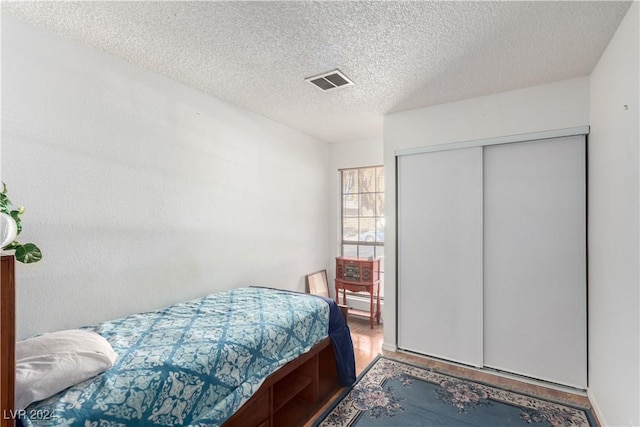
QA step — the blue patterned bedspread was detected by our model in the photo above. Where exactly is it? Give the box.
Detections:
[21,287,331,426]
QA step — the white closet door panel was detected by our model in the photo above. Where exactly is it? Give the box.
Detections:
[398,147,483,367]
[483,136,586,388]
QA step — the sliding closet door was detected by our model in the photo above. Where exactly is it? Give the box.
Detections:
[398,147,483,367]
[483,136,586,388]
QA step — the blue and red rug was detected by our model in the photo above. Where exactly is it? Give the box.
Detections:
[315,356,596,427]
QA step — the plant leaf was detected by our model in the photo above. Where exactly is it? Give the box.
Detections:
[15,243,42,264]
[0,193,9,214]
[2,241,20,251]
[9,210,22,235]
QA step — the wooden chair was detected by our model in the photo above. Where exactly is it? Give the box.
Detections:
[306,270,349,324]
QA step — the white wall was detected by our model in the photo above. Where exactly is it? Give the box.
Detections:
[588,3,639,426]
[383,77,590,350]
[1,15,330,340]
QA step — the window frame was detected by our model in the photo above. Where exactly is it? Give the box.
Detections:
[339,165,385,296]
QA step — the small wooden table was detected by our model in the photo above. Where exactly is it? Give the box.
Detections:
[334,257,381,329]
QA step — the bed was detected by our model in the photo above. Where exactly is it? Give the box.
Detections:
[6,284,355,427]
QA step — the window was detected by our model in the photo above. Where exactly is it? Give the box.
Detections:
[340,166,384,295]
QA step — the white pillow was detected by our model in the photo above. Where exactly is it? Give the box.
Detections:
[15,329,118,410]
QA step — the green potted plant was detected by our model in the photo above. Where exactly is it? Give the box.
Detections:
[0,183,42,263]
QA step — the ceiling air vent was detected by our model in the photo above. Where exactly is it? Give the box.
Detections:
[306,69,353,91]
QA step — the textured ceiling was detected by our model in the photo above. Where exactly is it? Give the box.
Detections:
[1,1,632,143]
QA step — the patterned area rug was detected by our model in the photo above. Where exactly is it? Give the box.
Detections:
[314,356,596,427]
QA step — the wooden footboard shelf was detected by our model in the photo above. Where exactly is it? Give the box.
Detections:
[223,337,341,427]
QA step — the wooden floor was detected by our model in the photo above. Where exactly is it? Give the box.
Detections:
[348,315,385,376]
[306,315,599,426]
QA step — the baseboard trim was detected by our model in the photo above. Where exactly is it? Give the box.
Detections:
[587,389,608,427]
[381,342,397,352]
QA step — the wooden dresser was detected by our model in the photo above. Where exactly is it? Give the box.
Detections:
[1,255,15,427]
[334,257,381,329]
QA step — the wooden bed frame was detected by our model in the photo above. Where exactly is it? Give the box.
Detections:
[0,256,343,427]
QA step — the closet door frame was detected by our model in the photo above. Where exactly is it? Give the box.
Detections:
[395,125,588,383]
[396,127,589,158]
